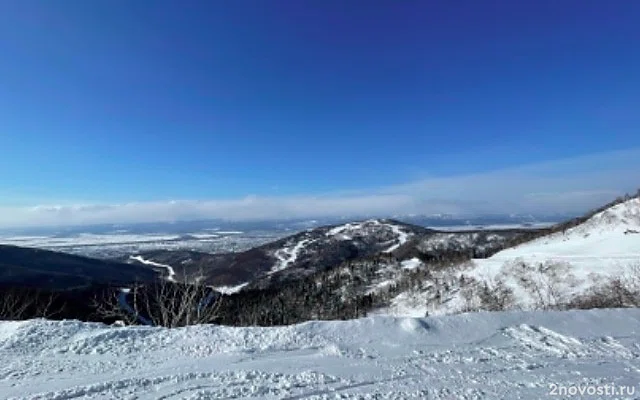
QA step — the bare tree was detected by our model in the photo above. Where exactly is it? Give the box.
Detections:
[514,261,579,310]
[94,268,222,328]
[459,275,481,313]
[0,287,64,321]
[564,264,640,310]
[477,278,515,311]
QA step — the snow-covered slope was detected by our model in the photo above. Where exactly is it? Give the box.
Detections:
[125,219,430,291]
[244,219,428,289]
[386,198,640,317]
[416,231,516,257]
[481,198,640,266]
[1,309,639,399]
[322,219,415,251]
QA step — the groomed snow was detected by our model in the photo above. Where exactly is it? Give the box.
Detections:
[1,309,638,399]
[129,255,177,282]
[383,224,409,253]
[271,238,314,274]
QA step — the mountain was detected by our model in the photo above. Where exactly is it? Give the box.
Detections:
[126,219,539,306]
[0,213,564,238]
[126,219,541,293]
[384,197,640,317]
[206,196,640,326]
[124,219,428,290]
[0,244,159,290]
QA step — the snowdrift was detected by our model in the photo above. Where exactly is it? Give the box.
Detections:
[1,309,639,399]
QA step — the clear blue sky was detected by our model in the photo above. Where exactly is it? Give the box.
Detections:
[0,1,639,218]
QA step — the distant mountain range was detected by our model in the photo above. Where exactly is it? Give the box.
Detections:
[0,212,570,237]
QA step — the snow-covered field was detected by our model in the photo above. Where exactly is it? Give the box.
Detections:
[0,233,185,248]
[0,309,638,399]
[0,231,284,258]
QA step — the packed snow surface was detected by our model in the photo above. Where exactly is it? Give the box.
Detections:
[271,238,314,274]
[1,309,639,399]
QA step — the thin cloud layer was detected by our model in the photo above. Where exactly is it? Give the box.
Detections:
[1,149,638,228]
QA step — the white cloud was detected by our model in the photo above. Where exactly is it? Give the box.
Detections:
[1,149,638,228]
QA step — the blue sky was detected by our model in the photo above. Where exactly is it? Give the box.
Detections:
[0,1,639,226]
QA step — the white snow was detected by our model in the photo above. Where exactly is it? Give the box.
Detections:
[187,233,220,239]
[1,309,638,399]
[465,199,640,306]
[326,222,365,236]
[324,220,412,251]
[129,255,176,282]
[0,233,182,248]
[383,224,409,253]
[401,257,422,270]
[271,238,314,274]
[213,282,249,295]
